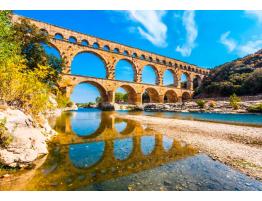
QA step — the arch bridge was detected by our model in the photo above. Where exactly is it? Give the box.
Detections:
[12,15,210,107]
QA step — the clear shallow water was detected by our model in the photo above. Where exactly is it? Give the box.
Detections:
[119,110,262,126]
[1,108,262,191]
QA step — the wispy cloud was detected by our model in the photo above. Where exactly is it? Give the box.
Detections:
[220,31,262,56]
[245,10,262,24]
[220,31,237,52]
[126,11,167,48]
[238,39,262,56]
[176,11,198,57]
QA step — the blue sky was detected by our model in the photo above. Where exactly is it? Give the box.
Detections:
[14,10,262,102]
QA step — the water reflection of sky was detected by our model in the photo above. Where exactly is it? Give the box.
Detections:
[114,138,133,160]
[115,122,127,133]
[141,136,155,155]
[71,108,101,136]
[162,136,174,151]
[69,142,105,168]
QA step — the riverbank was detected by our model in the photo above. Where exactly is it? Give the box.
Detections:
[143,100,262,114]
[116,113,262,180]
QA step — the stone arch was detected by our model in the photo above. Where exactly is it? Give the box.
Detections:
[72,81,109,103]
[164,90,178,103]
[140,136,156,156]
[114,137,134,161]
[180,72,191,90]
[142,87,160,103]
[163,69,178,87]
[113,48,120,53]
[44,42,62,58]
[54,33,64,40]
[115,84,138,104]
[193,75,202,89]
[69,36,77,44]
[123,50,129,56]
[115,59,137,82]
[71,51,108,78]
[132,52,138,58]
[148,56,153,62]
[103,45,110,51]
[81,39,89,46]
[92,42,100,49]
[40,28,48,36]
[140,54,146,60]
[141,65,159,85]
[182,92,191,102]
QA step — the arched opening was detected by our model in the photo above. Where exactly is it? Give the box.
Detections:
[132,53,137,58]
[162,136,174,152]
[182,92,191,102]
[115,59,136,82]
[163,69,176,87]
[193,75,202,89]
[181,73,190,89]
[92,42,100,49]
[40,29,48,36]
[69,36,77,44]
[142,65,158,85]
[164,90,178,103]
[81,40,88,46]
[54,33,63,40]
[115,119,128,133]
[140,55,146,60]
[41,43,63,73]
[141,136,155,156]
[114,138,133,160]
[149,57,153,62]
[103,45,110,51]
[115,85,137,105]
[71,52,107,78]
[142,88,160,103]
[69,142,105,168]
[70,82,108,107]
[70,108,102,137]
[113,48,120,53]
[123,50,129,56]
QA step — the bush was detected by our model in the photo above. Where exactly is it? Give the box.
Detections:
[196,100,206,108]
[229,93,241,110]
[208,100,216,108]
[56,91,71,108]
[247,103,262,113]
[0,119,13,147]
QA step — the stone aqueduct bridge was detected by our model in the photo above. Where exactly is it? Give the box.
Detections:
[12,15,210,106]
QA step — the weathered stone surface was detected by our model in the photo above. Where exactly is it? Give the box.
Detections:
[0,108,56,167]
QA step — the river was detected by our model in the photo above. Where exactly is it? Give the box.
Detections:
[1,108,262,190]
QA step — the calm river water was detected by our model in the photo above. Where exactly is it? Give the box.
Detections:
[1,108,262,190]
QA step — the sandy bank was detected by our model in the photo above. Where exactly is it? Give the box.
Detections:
[117,114,262,180]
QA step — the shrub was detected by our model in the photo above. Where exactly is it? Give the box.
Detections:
[247,103,262,113]
[208,100,216,108]
[196,100,206,108]
[229,93,241,110]
[56,91,71,108]
[0,119,13,147]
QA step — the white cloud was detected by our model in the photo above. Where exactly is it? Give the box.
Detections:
[220,31,237,52]
[245,10,262,24]
[176,11,198,57]
[126,11,167,47]
[237,39,262,56]
[220,31,262,56]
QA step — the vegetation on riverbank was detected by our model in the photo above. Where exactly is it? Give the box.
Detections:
[195,49,262,97]
[0,11,70,116]
[248,103,262,113]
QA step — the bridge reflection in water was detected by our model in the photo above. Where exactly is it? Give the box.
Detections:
[26,108,197,190]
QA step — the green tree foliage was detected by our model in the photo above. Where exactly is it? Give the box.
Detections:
[196,100,206,108]
[247,103,262,113]
[115,92,128,103]
[229,93,241,110]
[0,11,66,115]
[197,49,262,97]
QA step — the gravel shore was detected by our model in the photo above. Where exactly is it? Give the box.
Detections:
[117,114,262,180]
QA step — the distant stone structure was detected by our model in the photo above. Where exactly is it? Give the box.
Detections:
[12,14,210,108]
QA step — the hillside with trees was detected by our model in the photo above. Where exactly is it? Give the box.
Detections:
[195,49,262,98]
